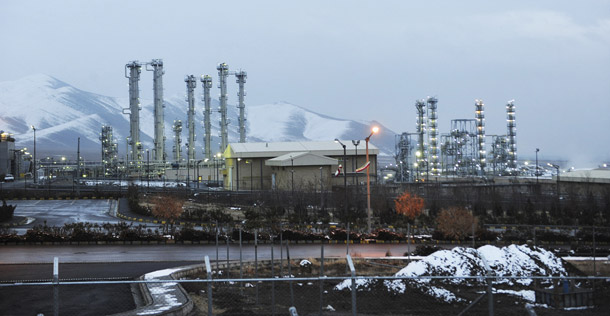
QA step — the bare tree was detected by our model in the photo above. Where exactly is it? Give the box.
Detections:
[436,207,477,241]
[151,195,184,234]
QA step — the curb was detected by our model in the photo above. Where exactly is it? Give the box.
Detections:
[109,266,197,316]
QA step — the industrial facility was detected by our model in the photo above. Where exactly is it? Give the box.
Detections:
[118,59,530,187]
[394,98,521,181]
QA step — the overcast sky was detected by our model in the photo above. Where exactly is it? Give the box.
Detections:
[1,0,609,166]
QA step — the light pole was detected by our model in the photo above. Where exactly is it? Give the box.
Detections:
[548,163,560,198]
[351,140,360,210]
[365,126,379,234]
[290,156,294,199]
[247,159,253,191]
[195,160,201,189]
[146,149,150,192]
[334,139,348,224]
[31,125,37,184]
[536,148,540,184]
[216,152,221,187]
[236,158,241,191]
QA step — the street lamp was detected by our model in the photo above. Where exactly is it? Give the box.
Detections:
[365,126,379,234]
[31,125,37,183]
[146,149,150,192]
[548,163,560,198]
[216,152,221,187]
[351,140,361,209]
[236,158,241,191]
[334,139,348,224]
[536,148,540,184]
[290,155,294,199]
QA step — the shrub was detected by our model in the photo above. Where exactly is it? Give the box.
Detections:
[0,199,16,222]
[329,228,361,241]
[413,245,442,256]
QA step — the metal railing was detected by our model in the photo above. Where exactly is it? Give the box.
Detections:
[1,256,608,315]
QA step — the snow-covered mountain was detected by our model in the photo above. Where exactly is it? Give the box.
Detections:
[0,74,397,159]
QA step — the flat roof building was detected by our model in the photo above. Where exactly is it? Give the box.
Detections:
[222,141,379,191]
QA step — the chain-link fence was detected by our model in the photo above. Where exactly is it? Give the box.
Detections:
[1,255,609,316]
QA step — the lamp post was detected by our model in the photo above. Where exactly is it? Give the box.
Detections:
[31,126,37,184]
[197,160,202,189]
[351,140,360,210]
[146,149,150,192]
[247,159,253,191]
[548,163,560,198]
[365,127,379,234]
[290,156,294,199]
[216,152,221,187]
[535,148,540,183]
[334,139,348,224]
[236,158,241,191]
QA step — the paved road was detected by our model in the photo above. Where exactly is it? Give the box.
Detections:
[0,261,198,316]
[0,243,413,264]
[7,199,118,234]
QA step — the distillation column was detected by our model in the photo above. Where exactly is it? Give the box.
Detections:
[235,70,247,143]
[201,75,213,160]
[506,100,517,172]
[475,99,486,174]
[147,59,166,162]
[395,132,411,182]
[100,125,118,176]
[217,63,229,153]
[124,61,142,167]
[415,99,427,180]
[427,97,439,176]
[185,75,197,161]
[172,120,182,162]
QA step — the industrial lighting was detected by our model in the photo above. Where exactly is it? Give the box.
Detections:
[365,126,379,234]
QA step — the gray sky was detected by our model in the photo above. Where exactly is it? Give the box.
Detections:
[1,0,609,166]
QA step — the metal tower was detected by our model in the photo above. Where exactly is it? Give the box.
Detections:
[506,100,517,172]
[100,125,118,176]
[415,99,427,180]
[235,70,247,143]
[475,99,486,174]
[489,135,509,175]
[394,132,413,182]
[185,75,197,161]
[123,61,142,167]
[200,75,213,160]
[427,97,439,176]
[147,59,165,162]
[441,119,477,176]
[217,62,230,153]
[172,120,183,162]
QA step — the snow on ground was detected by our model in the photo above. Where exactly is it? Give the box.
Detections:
[138,268,184,315]
[335,244,566,303]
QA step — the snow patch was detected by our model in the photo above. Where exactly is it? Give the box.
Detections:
[335,245,566,304]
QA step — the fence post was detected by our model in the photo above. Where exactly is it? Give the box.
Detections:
[240,227,243,295]
[280,223,284,277]
[319,243,324,316]
[226,231,230,278]
[271,235,276,316]
[53,257,59,316]
[287,241,294,307]
[215,221,219,271]
[480,253,494,316]
[346,254,357,316]
[255,229,259,305]
[205,256,213,316]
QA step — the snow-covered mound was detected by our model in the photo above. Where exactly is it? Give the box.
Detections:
[335,245,566,303]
